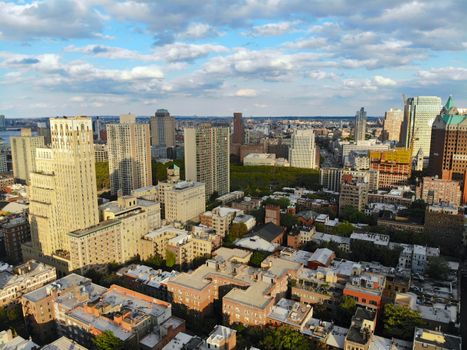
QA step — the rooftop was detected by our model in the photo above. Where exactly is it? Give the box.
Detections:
[42,336,88,350]
[267,298,312,327]
[22,273,91,302]
[414,328,461,350]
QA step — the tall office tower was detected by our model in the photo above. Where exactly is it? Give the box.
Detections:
[184,124,230,198]
[400,96,442,157]
[26,117,99,265]
[0,140,7,173]
[0,115,5,130]
[232,112,244,144]
[288,129,318,169]
[93,116,104,142]
[382,108,403,142]
[429,96,467,182]
[354,107,367,141]
[11,128,45,184]
[150,109,175,148]
[107,114,152,195]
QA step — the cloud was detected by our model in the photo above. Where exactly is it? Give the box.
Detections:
[0,0,105,40]
[309,71,337,80]
[177,23,220,39]
[235,88,257,97]
[154,43,228,62]
[248,21,299,36]
[65,45,154,61]
[417,67,467,83]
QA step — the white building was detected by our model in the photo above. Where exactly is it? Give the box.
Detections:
[288,129,318,169]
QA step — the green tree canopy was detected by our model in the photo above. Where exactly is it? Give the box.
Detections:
[383,304,425,340]
[93,330,124,350]
[95,162,110,191]
[260,326,314,350]
[229,222,248,239]
[332,222,354,236]
[426,256,450,280]
[165,250,177,268]
[249,251,271,267]
[338,296,357,326]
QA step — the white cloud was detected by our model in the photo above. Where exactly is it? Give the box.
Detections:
[417,67,467,82]
[65,45,154,61]
[155,43,228,62]
[309,71,337,80]
[177,23,220,39]
[248,21,299,36]
[373,75,397,87]
[235,88,257,97]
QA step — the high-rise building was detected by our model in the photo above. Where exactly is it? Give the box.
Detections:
[400,96,442,157]
[369,148,412,189]
[339,176,369,212]
[429,96,467,181]
[428,97,467,204]
[382,108,403,142]
[150,109,176,149]
[184,124,230,198]
[354,107,367,141]
[107,114,152,195]
[288,129,318,169]
[10,128,45,184]
[24,117,99,271]
[232,112,244,144]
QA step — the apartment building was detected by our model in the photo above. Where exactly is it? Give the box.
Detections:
[416,176,461,206]
[0,260,56,307]
[94,143,108,162]
[10,128,45,184]
[21,274,104,343]
[339,178,369,212]
[1,216,30,264]
[413,328,462,350]
[288,129,319,169]
[343,272,386,312]
[184,124,230,198]
[200,206,244,237]
[140,226,214,265]
[266,298,313,330]
[158,180,206,224]
[369,148,412,189]
[107,114,152,195]
[344,308,377,350]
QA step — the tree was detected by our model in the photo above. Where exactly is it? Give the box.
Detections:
[332,222,354,236]
[263,197,290,209]
[338,296,356,326]
[260,326,314,350]
[145,254,165,269]
[229,223,248,239]
[166,250,177,267]
[95,162,110,190]
[249,251,271,267]
[93,330,124,350]
[280,213,298,228]
[426,256,450,280]
[383,304,425,340]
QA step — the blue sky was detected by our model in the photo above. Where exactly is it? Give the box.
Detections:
[0,0,466,117]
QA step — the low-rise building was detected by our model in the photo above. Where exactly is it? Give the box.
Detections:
[200,207,244,237]
[216,191,244,205]
[0,260,56,307]
[287,226,316,249]
[117,264,179,301]
[235,222,285,252]
[344,308,377,350]
[266,298,313,330]
[413,328,461,350]
[204,325,236,350]
[343,272,386,312]
[0,329,38,349]
[243,153,289,167]
[140,226,213,265]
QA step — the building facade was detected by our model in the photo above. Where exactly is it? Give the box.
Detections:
[400,96,442,157]
[382,108,403,142]
[288,129,318,169]
[369,148,412,189]
[184,124,230,198]
[107,114,152,195]
[417,177,461,206]
[232,112,244,145]
[1,216,30,264]
[354,107,367,142]
[24,117,99,273]
[94,143,108,162]
[10,128,45,184]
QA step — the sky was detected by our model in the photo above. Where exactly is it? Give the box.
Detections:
[0,0,466,118]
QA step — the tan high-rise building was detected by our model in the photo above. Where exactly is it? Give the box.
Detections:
[184,124,230,198]
[107,114,152,195]
[288,129,319,169]
[24,117,99,272]
[382,108,403,142]
[10,128,45,184]
[150,109,175,148]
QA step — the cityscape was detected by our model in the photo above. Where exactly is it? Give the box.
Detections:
[0,2,466,350]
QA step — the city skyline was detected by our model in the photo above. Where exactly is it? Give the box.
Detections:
[0,1,466,118]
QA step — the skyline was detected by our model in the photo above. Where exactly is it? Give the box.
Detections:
[0,0,466,118]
